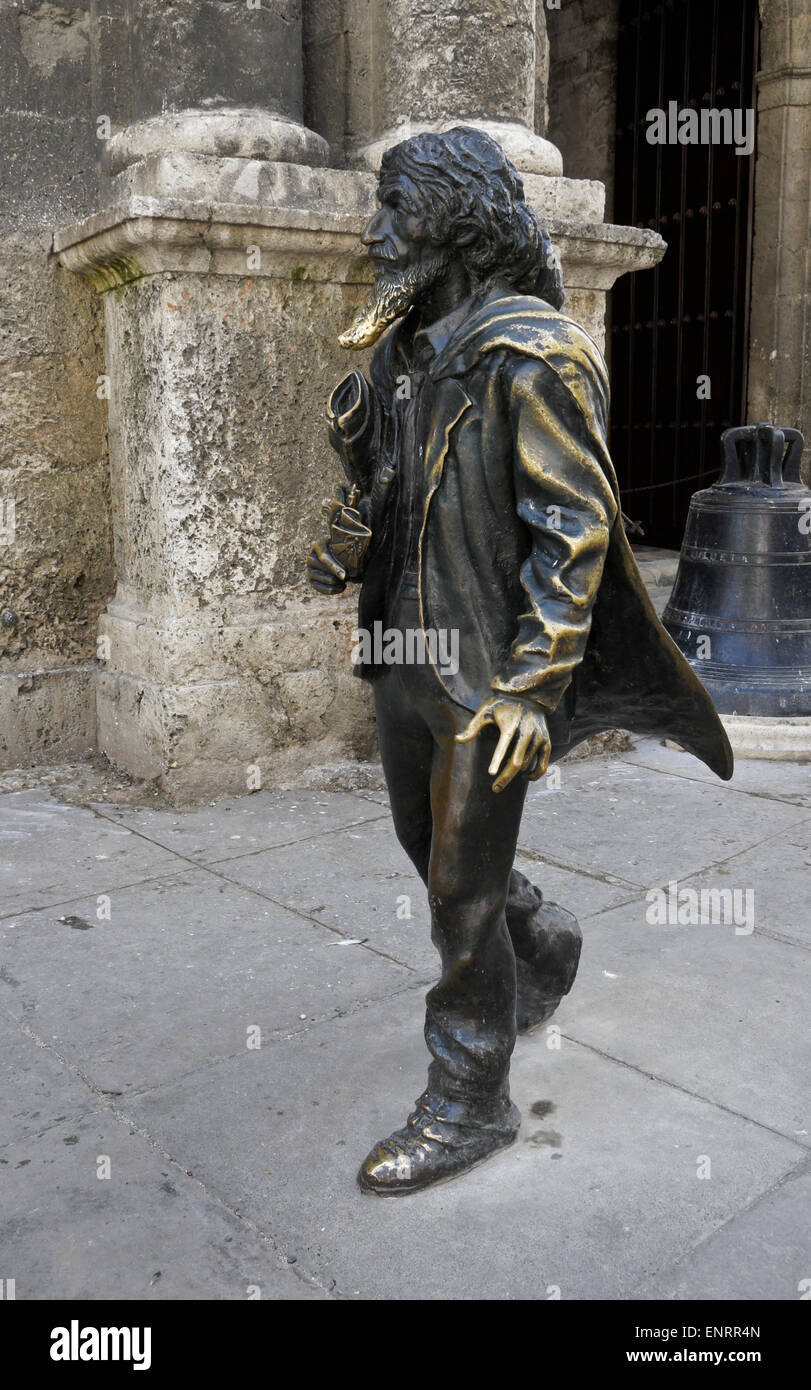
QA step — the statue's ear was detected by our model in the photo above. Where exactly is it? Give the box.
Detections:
[443,218,478,249]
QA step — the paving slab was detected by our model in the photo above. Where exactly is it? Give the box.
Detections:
[562,899,809,1141]
[621,736,811,809]
[125,989,804,1301]
[0,1015,322,1300]
[1,744,807,1303]
[214,818,637,974]
[676,816,811,948]
[0,792,182,917]
[213,817,431,970]
[1,1011,97,1146]
[513,849,642,921]
[519,759,808,886]
[0,867,413,1094]
[96,789,388,865]
[636,1162,811,1301]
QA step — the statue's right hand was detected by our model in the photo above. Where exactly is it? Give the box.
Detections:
[306,540,347,595]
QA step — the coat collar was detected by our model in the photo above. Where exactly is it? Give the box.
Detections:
[388,282,519,378]
[381,283,601,390]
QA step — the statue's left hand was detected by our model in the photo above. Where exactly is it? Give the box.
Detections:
[456,696,551,794]
[306,539,347,595]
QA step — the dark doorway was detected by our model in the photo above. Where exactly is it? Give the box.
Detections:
[610,0,759,548]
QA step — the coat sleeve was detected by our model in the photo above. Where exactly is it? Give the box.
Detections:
[490,351,619,714]
[325,369,380,491]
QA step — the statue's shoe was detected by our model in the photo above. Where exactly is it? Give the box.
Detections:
[358,1092,521,1196]
[515,957,566,1033]
[508,895,582,1034]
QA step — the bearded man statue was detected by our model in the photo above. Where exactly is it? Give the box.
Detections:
[306,127,732,1196]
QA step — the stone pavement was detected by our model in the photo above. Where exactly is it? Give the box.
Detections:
[1,737,808,1301]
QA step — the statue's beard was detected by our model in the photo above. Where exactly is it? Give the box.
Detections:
[339,252,451,349]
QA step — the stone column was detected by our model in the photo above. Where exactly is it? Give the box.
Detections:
[92,0,328,172]
[347,0,561,175]
[748,0,811,481]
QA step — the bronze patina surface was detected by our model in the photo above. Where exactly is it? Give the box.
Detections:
[307,127,733,1197]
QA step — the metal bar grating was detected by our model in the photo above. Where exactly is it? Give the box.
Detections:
[610,0,760,548]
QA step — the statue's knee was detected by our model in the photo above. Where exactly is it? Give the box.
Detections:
[427,876,505,922]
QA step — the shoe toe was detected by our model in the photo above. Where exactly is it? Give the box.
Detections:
[358,1140,414,1191]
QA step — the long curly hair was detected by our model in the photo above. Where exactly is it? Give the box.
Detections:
[378,126,565,310]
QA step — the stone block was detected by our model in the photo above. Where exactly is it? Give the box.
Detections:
[0,668,96,769]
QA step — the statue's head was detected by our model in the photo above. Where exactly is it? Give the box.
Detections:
[340,126,564,349]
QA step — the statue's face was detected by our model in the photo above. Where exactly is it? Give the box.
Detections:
[338,169,452,350]
[361,175,435,276]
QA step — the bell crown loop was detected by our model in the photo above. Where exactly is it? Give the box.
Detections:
[719,422,804,490]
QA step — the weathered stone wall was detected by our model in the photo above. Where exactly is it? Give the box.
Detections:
[96,264,378,800]
[546,0,619,218]
[0,0,111,765]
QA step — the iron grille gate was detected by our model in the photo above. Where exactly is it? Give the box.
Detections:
[610,0,759,549]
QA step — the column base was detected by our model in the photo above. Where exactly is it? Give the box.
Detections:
[103,107,330,175]
[96,598,376,803]
[354,119,563,176]
[721,715,811,762]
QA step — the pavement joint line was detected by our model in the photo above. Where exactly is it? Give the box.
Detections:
[590,912,809,950]
[626,1147,811,1299]
[579,892,657,923]
[201,811,391,866]
[557,1031,811,1152]
[0,1000,342,1300]
[1,865,422,975]
[514,845,645,892]
[620,750,811,811]
[336,788,388,807]
[577,889,809,947]
[115,975,435,1102]
[194,860,420,972]
[742,925,809,948]
[557,804,811,906]
[0,865,217,924]
[90,799,390,865]
[673,810,811,876]
[85,802,409,971]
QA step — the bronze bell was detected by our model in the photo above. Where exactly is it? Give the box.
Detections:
[662,423,811,716]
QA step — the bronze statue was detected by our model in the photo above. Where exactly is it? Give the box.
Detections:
[306,128,733,1196]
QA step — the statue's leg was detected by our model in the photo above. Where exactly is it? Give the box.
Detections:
[422,710,526,1112]
[506,868,582,1033]
[372,668,434,881]
[373,678,582,1034]
[359,678,524,1195]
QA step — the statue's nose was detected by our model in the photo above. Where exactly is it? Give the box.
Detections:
[361,208,386,246]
